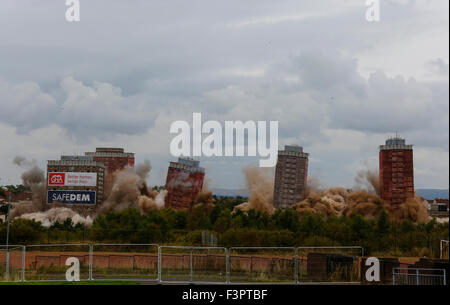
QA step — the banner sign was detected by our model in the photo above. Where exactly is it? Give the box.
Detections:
[48,172,97,186]
[47,190,96,205]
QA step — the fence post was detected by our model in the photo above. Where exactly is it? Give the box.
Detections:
[89,244,93,281]
[416,269,419,285]
[5,248,9,282]
[294,248,298,284]
[392,269,395,285]
[360,247,364,284]
[226,248,230,284]
[443,269,446,286]
[5,194,11,282]
[21,246,26,282]
[157,246,162,283]
[189,249,193,283]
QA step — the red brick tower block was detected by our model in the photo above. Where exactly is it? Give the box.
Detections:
[379,137,414,205]
[85,148,135,176]
[164,157,205,211]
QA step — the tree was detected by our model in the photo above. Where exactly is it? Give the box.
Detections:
[376,210,390,235]
[174,211,188,230]
[273,209,300,232]
[214,210,232,233]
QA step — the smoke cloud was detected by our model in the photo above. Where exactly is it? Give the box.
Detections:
[294,187,348,217]
[7,157,436,225]
[13,156,28,167]
[190,184,216,215]
[354,167,380,195]
[234,166,275,214]
[10,158,166,226]
[97,160,166,215]
[18,207,93,227]
[294,170,430,223]
[193,187,215,207]
[135,160,152,180]
[305,176,321,196]
[233,166,431,223]
[10,157,46,217]
[138,190,168,213]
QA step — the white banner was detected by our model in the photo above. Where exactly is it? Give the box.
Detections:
[48,172,97,186]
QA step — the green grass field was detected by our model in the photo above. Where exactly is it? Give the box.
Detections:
[0,280,141,285]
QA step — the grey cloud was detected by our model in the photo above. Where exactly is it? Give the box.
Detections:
[0,0,447,189]
[0,80,58,133]
[0,77,159,138]
[426,58,449,76]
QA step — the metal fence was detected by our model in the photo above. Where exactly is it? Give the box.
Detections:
[4,243,446,285]
[92,244,159,282]
[159,246,227,283]
[296,246,363,283]
[24,244,91,282]
[229,247,296,284]
[392,268,447,285]
[0,245,25,282]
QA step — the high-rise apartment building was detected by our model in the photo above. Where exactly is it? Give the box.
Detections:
[47,155,105,206]
[273,145,309,209]
[164,157,205,211]
[85,148,134,175]
[379,137,414,205]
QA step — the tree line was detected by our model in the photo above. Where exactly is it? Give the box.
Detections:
[0,196,448,257]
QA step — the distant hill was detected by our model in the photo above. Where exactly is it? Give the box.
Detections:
[211,188,449,200]
[211,188,249,198]
[416,189,449,200]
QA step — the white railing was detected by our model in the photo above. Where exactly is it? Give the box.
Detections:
[392,268,446,285]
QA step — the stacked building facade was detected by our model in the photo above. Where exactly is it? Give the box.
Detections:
[85,147,134,176]
[379,137,414,205]
[46,155,105,206]
[46,147,134,207]
[164,157,205,211]
[273,145,309,209]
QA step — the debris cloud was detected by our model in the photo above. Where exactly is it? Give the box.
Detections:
[97,160,166,215]
[294,171,430,223]
[10,157,46,217]
[18,207,93,227]
[234,166,275,214]
[9,158,166,226]
[355,167,380,195]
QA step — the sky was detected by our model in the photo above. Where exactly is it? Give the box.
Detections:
[0,0,448,190]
